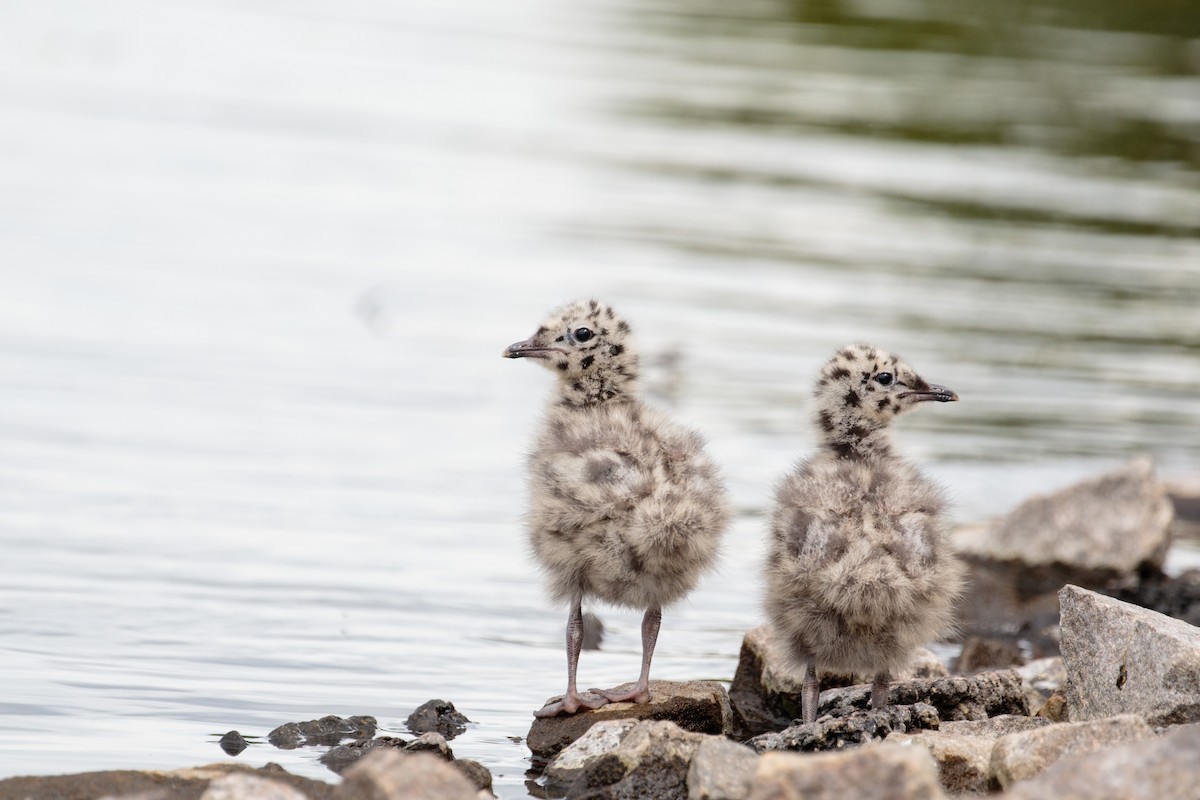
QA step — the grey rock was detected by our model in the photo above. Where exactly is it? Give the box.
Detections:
[686,736,758,800]
[729,625,947,737]
[406,699,471,741]
[747,745,947,800]
[544,720,639,790]
[268,715,376,749]
[334,750,477,800]
[749,703,940,753]
[527,679,729,762]
[1060,584,1200,725]
[553,720,705,800]
[1007,722,1200,800]
[989,713,1154,790]
[956,457,1173,577]
[817,669,1029,722]
[199,773,309,800]
[405,731,454,760]
[954,458,1174,638]
[217,730,249,756]
[887,716,1051,794]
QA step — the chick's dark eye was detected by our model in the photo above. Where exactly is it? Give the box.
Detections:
[574,327,593,342]
[875,372,894,386]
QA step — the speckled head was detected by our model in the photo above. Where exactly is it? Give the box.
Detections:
[813,343,957,458]
[504,299,639,406]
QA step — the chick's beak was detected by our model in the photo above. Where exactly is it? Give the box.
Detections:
[910,382,959,403]
[503,338,556,359]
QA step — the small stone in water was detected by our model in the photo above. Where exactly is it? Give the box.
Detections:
[217,730,248,756]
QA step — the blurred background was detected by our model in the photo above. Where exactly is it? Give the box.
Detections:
[1,0,1197,795]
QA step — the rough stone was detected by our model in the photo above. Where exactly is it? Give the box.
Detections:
[543,720,639,790]
[1007,722,1200,800]
[817,670,1029,722]
[749,704,940,753]
[199,773,309,800]
[887,716,1051,794]
[526,680,729,762]
[989,713,1153,790]
[1060,584,1200,725]
[405,699,471,741]
[547,720,705,800]
[747,744,947,800]
[405,732,453,760]
[0,764,336,800]
[954,458,1174,638]
[729,624,948,737]
[334,750,477,800]
[686,736,758,800]
[267,715,376,749]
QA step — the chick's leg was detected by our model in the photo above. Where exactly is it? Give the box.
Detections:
[590,605,661,705]
[534,599,610,718]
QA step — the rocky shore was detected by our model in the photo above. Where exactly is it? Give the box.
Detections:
[3,458,1198,800]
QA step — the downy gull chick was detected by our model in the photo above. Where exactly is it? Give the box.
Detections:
[764,343,964,723]
[504,299,730,718]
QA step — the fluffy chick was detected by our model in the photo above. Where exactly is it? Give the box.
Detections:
[764,343,964,723]
[505,299,730,717]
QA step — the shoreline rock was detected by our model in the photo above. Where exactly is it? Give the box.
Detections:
[1060,584,1200,725]
[526,679,730,763]
[729,624,948,738]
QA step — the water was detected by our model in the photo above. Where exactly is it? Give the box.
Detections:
[1,0,1198,795]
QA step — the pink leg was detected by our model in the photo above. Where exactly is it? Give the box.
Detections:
[534,600,610,718]
[590,606,661,705]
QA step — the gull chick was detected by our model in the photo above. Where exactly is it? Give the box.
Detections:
[765,344,964,723]
[505,299,730,718]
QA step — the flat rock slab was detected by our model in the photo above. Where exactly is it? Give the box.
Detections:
[818,669,1029,721]
[749,703,940,753]
[527,679,729,762]
[0,764,336,800]
[990,713,1153,790]
[729,624,946,737]
[1061,584,1200,725]
[748,744,947,800]
[1007,722,1200,800]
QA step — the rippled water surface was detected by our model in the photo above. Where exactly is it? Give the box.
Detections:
[1,0,1198,795]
